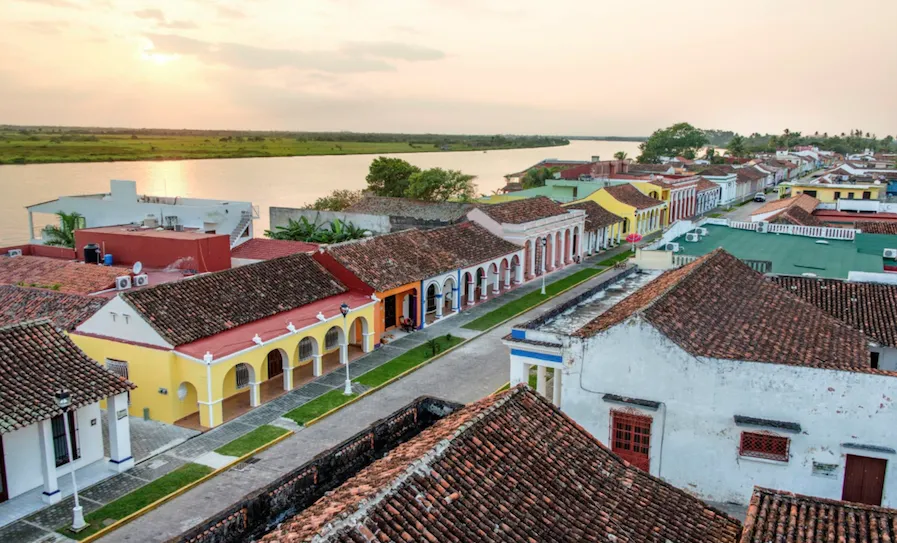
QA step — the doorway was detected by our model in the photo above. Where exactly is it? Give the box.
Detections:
[267,350,283,379]
[842,454,886,506]
[384,295,396,329]
[0,435,7,502]
[610,410,651,472]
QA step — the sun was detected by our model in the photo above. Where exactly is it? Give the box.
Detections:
[140,40,178,65]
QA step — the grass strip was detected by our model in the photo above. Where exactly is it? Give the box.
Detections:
[214,425,289,457]
[60,463,213,540]
[356,335,463,388]
[462,267,605,331]
[596,252,633,267]
[283,389,358,426]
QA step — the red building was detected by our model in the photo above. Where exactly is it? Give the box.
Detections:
[74,226,231,273]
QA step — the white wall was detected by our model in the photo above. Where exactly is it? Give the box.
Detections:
[76,296,173,348]
[563,320,897,506]
[3,403,104,499]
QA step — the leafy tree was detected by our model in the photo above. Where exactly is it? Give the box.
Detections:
[405,168,477,202]
[309,189,362,211]
[613,151,628,160]
[703,147,716,160]
[636,122,708,163]
[725,134,747,158]
[42,211,84,248]
[521,167,558,189]
[365,157,420,197]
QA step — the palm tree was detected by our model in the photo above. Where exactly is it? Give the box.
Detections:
[41,211,83,248]
[613,151,628,160]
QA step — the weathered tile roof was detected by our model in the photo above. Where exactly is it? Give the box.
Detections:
[345,196,474,222]
[740,487,897,543]
[697,177,722,193]
[326,222,520,292]
[697,165,737,177]
[0,320,134,434]
[0,285,104,330]
[604,184,666,210]
[859,221,897,235]
[477,196,570,224]
[121,254,347,346]
[769,206,825,227]
[563,200,622,229]
[260,386,742,543]
[771,275,897,348]
[575,250,871,370]
[629,163,674,173]
[735,167,766,185]
[230,238,318,260]
[0,255,128,295]
[753,194,820,217]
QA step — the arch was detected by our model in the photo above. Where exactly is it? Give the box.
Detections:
[324,325,344,352]
[264,348,288,380]
[225,362,255,393]
[524,239,533,278]
[649,191,659,199]
[442,275,456,312]
[425,282,438,314]
[622,217,630,233]
[461,270,475,305]
[176,381,198,405]
[297,336,319,364]
[572,226,580,259]
[510,254,521,275]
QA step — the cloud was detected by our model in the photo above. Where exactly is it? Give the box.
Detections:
[216,6,245,19]
[145,34,439,73]
[14,0,83,8]
[341,41,445,61]
[134,9,198,29]
[134,8,165,21]
[17,20,70,34]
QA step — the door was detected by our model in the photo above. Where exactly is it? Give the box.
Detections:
[842,454,886,505]
[266,350,283,379]
[0,435,7,503]
[610,411,652,472]
[384,295,396,329]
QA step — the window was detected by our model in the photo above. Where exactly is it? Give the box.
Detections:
[51,412,79,467]
[298,337,314,361]
[611,410,651,471]
[834,191,841,199]
[106,359,130,405]
[325,327,340,350]
[426,285,437,314]
[871,351,880,369]
[848,192,855,199]
[863,191,872,200]
[739,431,789,462]
[235,364,250,389]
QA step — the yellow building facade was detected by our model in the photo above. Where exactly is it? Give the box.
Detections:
[577,184,667,237]
[785,183,881,203]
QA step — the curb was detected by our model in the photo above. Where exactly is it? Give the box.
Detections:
[74,430,294,543]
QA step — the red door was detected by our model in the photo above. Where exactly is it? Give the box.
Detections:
[843,455,887,506]
[611,411,651,472]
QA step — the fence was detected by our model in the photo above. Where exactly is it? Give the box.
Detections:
[672,254,698,267]
[715,218,857,240]
[671,253,771,273]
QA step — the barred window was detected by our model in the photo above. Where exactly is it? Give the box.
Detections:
[299,337,314,361]
[235,364,250,389]
[51,412,80,467]
[325,327,341,350]
[740,431,789,462]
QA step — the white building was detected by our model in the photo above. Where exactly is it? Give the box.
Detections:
[505,250,896,507]
[698,168,739,205]
[27,179,258,249]
[0,321,133,505]
[696,178,722,215]
[561,201,624,256]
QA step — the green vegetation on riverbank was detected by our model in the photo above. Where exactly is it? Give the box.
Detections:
[0,127,569,165]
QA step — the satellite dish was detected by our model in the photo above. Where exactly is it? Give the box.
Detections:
[132,261,143,275]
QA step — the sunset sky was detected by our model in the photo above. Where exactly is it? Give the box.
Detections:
[3,0,896,137]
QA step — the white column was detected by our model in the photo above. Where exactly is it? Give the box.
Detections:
[435,293,444,319]
[313,354,323,376]
[503,266,511,288]
[467,280,476,305]
[492,270,500,294]
[282,359,293,391]
[548,236,556,270]
[617,223,622,243]
[479,275,488,299]
[39,419,61,504]
[514,256,523,283]
[107,393,135,472]
[528,241,536,278]
[421,296,427,325]
[552,369,563,407]
[249,381,261,407]
[536,365,547,397]
[559,231,566,265]
[362,332,374,352]
[452,286,461,310]
[510,359,526,385]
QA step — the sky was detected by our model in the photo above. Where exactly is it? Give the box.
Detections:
[2,0,897,137]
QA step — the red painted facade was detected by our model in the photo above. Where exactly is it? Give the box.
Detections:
[0,244,77,260]
[312,252,375,295]
[73,227,231,272]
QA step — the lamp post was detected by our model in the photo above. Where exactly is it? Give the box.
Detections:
[340,303,352,395]
[55,390,86,532]
[540,237,548,295]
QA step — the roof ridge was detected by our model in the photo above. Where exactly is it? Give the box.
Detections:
[0,317,53,333]
[636,249,724,315]
[323,228,419,251]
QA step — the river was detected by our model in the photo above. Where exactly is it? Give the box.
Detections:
[0,140,642,244]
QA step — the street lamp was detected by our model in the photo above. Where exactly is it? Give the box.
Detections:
[540,237,548,295]
[54,389,86,532]
[340,303,352,396]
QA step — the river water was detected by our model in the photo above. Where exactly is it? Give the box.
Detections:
[0,140,642,244]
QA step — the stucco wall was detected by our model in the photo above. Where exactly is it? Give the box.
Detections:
[269,208,390,235]
[77,297,173,349]
[563,320,897,506]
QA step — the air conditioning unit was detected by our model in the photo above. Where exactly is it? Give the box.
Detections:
[883,248,897,259]
[694,227,709,236]
[134,274,149,287]
[115,276,132,290]
[7,249,22,257]
[685,233,700,242]
[664,242,681,252]
[757,221,769,233]
[801,272,818,278]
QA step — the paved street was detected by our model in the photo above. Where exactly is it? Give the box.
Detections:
[98,262,634,542]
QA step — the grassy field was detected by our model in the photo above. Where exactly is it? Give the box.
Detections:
[596,252,633,267]
[0,129,568,165]
[462,267,606,331]
[213,425,289,457]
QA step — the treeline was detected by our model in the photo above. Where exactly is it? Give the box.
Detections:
[704,127,895,155]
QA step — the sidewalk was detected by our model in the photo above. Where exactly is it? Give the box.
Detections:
[0,247,633,543]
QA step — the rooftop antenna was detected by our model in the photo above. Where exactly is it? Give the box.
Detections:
[132,261,143,275]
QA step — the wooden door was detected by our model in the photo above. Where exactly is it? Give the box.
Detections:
[267,350,283,379]
[0,435,7,502]
[611,411,652,472]
[842,454,886,506]
[384,295,396,329]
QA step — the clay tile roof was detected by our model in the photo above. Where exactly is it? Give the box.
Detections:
[0,320,134,434]
[696,165,736,176]
[0,285,104,330]
[860,221,897,235]
[121,254,347,346]
[769,206,825,227]
[771,275,897,348]
[696,178,722,193]
[230,238,318,260]
[478,196,570,224]
[629,163,673,173]
[604,184,666,210]
[345,195,474,222]
[0,255,128,295]
[563,200,623,229]
[736,167,765,182]
[418,221,521,269]
[753,193,820,217]
[575,250,870,370]
[740,487,897,543]
[260,386,743,543]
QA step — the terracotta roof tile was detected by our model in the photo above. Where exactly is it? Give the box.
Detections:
[696,165,737,176]
[345,196,474,222]
[575,250,871,370]
[230,238,318,260]
[418,221,521,268]
[697,178,722,193]
[563,200,622,229]
[859,221,897,235]
[740,487,897,543]
[121,254,347,346]
[260,386,742,543]
[0,285,103,330]
[0,255,127,295]
[769,206,825,227]
[604,184,666,210]
[478,196,570,224]
[753,194,820,217]
[0,320,134,433]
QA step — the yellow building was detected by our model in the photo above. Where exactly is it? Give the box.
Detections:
[576,184,667,237]
[783,180,881,203]
[72,254,377,429]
